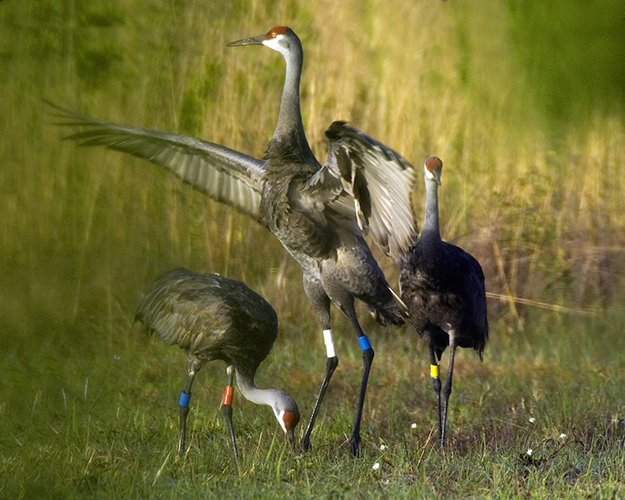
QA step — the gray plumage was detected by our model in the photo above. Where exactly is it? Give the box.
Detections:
[399,157,489,447]
[135,267,299,457]
[52,26,418,456]
[136,268,278,379]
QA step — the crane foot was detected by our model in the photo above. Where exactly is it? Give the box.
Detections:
[348,435,361,457]
[301,436,312,452]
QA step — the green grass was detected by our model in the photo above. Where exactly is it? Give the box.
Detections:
[1,311,624,497]
[1,0,624,497]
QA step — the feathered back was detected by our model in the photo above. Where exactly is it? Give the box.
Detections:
[135,268,279,377]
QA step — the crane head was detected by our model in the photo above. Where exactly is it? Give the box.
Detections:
[424,156,443,186]
[270,392,300,448]
[227,26,300,58]
[280,409,301,448]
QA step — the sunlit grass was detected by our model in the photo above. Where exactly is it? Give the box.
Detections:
[1,311,623,497]
[1,0,624,497]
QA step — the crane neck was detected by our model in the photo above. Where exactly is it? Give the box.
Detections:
[271,37,315,161]
[235,368,282,408]
[420,177,441,241]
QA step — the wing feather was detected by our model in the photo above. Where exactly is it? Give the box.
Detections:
[324,121,419,264]
[50,103,265,221]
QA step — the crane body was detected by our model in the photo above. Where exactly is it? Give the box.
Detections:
[399,157,489,446]
[135,267,300,458]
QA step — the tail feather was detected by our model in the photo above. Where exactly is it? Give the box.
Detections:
[371,286,408,326]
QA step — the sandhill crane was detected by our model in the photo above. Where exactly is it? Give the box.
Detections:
[316,130,489,447]
[134,267,300,458]
[52,26,418,456]
[398,157,489,447]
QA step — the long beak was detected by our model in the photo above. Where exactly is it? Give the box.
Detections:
[227,34,266,47]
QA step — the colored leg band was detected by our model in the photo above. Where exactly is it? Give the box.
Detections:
[323,329,336,358]
[430,364,440,378]
[222,385,234,406]
[358,335,372,351]
[179,391,191,408]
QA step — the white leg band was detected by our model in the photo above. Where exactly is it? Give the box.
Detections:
[323,329,336,358]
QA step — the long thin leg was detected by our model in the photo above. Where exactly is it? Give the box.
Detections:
[349,331,374,457]
[429,346,442,443]
[301,329,339,451]
[301,276,336,452]
[178,357,204,455]
[440,338,457,447]
[221,365,238,461]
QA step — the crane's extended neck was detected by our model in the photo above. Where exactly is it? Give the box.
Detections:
[271,35,315,161]
[420,175,441,241]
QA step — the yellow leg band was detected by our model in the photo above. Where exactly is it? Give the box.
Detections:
[430,364,440,378]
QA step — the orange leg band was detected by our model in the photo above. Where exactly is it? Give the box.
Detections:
[222,385,234,406]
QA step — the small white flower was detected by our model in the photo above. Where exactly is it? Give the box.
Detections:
[526,448,533,456]
[528,417,536,423]
[380,444,386,451]
[372,462,380,470]
[411,423,417,429]
[559,433,567,439]
[113,354,121,360]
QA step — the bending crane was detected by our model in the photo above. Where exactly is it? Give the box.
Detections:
[135,267,300,458]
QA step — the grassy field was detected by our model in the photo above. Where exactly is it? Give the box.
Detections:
[1,0,624,497]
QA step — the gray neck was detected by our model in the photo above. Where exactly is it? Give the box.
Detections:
[235,368,282,408]
[272,39,314,159]
[420,177,441,241]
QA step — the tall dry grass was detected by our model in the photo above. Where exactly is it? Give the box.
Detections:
[1,0,623,333]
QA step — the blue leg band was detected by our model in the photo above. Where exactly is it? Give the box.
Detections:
[179,391,191,408]
[358,335,372,351]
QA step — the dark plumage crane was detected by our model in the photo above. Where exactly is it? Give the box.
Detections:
[134,267,300,458]
[398,157,489,447]
[52,26,417,456]
[314,130,489,447]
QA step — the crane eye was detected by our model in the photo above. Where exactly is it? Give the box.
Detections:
[270,30,277,38]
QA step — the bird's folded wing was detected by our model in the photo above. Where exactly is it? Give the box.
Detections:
[50,103,265,222]
[323,121,419,264]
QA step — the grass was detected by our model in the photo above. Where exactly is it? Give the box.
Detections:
[1,0,624,497]
[1,311,624,497]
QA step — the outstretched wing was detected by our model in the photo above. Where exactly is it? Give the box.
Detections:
[323,121,418,264]
[50,103,265,222]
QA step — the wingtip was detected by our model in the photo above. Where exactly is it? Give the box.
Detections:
[324,120,349,139]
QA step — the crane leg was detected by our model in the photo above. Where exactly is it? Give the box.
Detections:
[440,339,457,448]
[178,357,203,456]
[301,275,337,452]
[349,332,374,457]
[221,365,239,461]
[429,347,442,443]
[301,334,338,452]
